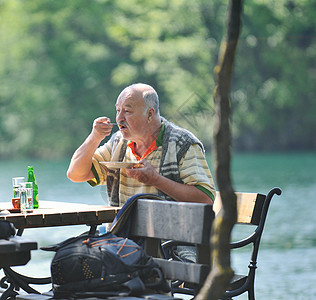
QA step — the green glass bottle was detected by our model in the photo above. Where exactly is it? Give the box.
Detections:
[27,166,39,209]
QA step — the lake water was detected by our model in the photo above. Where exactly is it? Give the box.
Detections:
[0,152,315,299]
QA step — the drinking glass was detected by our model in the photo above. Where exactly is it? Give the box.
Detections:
[12,177,25,190]
[20,182,33,213]
[12,177,25,209]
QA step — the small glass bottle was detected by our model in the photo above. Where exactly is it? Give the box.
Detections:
[27,166,39,209]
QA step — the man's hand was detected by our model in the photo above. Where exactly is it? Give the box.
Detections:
[125,159,159,185]
[67,116,113,182]
[91,117,114,141]
[126,159,212,204]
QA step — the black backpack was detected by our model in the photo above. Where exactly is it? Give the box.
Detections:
[0,220,16,239]
[47,232,170,299]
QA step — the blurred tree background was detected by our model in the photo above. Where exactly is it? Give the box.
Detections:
[0,0,315,159]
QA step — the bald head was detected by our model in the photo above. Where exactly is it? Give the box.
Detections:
[119,83,160,116]
[115,83,162,143]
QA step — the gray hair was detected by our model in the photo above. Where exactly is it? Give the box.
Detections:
[125,83,160,115]
[143,89,160,115]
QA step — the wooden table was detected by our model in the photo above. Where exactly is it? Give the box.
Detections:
[0,201,120,300]
[0,201,119,234]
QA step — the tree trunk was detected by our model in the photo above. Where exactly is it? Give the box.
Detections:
[196,0,242,299]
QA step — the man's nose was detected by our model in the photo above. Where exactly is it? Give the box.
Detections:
[116,110,124,121]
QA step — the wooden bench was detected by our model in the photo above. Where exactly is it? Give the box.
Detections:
[0,236,38,300]
[161,187,282,299]
[0,236,37,268]
[16,187,281,300]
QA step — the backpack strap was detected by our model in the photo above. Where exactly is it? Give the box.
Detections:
[110,193,165,237]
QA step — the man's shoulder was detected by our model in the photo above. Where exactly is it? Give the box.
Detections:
[162,117,203,148]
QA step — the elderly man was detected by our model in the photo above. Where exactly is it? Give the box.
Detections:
[67,83,215,207]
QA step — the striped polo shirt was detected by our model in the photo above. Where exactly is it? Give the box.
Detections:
[90,123,215,206]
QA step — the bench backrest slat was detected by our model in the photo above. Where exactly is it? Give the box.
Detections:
[213,192,266,225]
[130,199,214,284]
[130,199,214,244]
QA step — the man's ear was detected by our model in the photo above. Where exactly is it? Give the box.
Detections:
[147,108,154,121]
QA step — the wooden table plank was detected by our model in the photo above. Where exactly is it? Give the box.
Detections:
[1,214,27,227]
[42,212,62,227]
[60,211,80,225]
[78,210,97,223]
[96,207,118,223]
[0,201,120,229]
[25,213,45,227]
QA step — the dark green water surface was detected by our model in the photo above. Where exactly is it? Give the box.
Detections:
[1,152,315,299]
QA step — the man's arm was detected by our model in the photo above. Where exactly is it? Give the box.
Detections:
[67,117,113,182]
[153,173,212,204]
[125,160,213,204]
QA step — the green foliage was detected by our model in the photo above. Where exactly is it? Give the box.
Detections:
[232,0,316,150]
[0,0,315,158]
